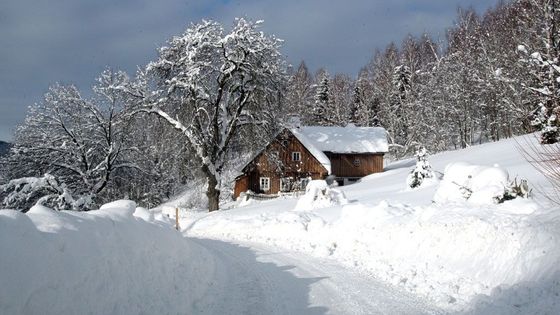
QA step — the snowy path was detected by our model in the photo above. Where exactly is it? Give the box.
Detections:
[190,238,442,315]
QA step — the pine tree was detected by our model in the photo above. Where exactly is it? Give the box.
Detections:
[349,84,361,124]
[391,64,412,145]
[406,146,435,189]
[312,73,332,125]
[350,71,372,126]
[392,65,412,98]
[370,97,381,127]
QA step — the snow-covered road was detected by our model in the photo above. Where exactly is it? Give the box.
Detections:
[190,238,442,315]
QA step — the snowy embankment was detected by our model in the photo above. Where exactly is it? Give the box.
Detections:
[0,200,214,315]
[181,135,560,313]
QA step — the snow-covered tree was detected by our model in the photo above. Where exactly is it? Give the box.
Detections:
[349,84,362,124]
[0,174,91,211]
[330,73,353,125]
[312,72,333,125]
[284,61,314,123]
[517,0,560,144]
[350,69,375,126]
[134,19,286,211]
[392,64,412,99]
[3,69,140,209]
[406,146,435,189]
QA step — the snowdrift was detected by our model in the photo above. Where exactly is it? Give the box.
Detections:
[293,180,348,211]
[0,201,214,315]
[434,162,511,205]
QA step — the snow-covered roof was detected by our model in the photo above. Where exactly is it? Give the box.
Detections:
[291,128,332,174]
[293,125,388,154]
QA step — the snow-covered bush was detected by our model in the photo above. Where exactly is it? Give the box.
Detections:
[433,163,530,205]
[0,174,92,212]
[500,177,531,202]
[406,146,436,189]
[294,180,348,211]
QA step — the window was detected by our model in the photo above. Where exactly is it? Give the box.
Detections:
[292,151,301,161]
[353,158,361,167]
[280,177,292,192]
[259,177,270,191]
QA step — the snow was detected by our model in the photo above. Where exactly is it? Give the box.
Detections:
[293,180,348,211]
[433,162,511,205]
[180,134,560,314]
[0,200,215,315]
[295,125,388,154]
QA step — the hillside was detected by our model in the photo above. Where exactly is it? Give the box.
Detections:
[176,134,560,314]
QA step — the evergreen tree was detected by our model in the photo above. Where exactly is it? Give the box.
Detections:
[312,73,333,125]
[349,84,361,124]
[406,146,435,189]
[391,64,413,147]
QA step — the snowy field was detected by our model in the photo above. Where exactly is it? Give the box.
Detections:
[175,134,560,314]
[2,134,559,314]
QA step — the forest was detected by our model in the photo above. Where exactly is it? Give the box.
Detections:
[0,0,558,212]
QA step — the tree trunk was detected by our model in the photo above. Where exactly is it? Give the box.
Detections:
[206,172,220,212]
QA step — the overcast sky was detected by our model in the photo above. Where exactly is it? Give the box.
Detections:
[0,0,500,141]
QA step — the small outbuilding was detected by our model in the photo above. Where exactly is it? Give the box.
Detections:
[233,125,388,199]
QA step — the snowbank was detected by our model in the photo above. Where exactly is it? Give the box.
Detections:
[0,201,214,315]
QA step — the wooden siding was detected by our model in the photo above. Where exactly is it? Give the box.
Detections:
[233,175,249,199]
[326,153,384,178]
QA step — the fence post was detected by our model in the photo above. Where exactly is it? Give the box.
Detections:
[175,207,180,231]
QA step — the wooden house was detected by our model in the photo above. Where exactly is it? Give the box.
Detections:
[233,125,388,199]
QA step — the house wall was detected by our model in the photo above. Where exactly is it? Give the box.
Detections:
[327,153,384,178]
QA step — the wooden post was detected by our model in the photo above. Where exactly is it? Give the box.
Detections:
[175,207,180,231]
